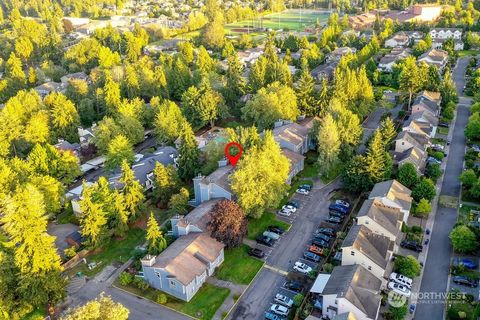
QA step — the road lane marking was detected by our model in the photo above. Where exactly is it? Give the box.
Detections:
[263,264,288,276]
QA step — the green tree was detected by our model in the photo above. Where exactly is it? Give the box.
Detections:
[441,68,458,107]
[44,92,80,142]
[460,169,477,188]
[181,83,223,129]
[242,82,299,130]
[425,163,442,182]
[197,45,215,73]
[231,131,289,218]
[223,54,246,109]
[465,112,480,141]
[146,213,167,255]
[119,160,145,221]
[394,255,421,278]
[93,117,122,153]
[450,225,478,253]
[399,56,425,108]
[60,294,129,320]
[105,135,135,171]
[177,123,200,181]
[397,163,419,189]
[317,114,341,177]
[103,74,121,114]
[379,117,396,144]
[415,198,432,217]
[202,12,224,49]
[365,130,387,183]
[154,100,186,144]
[412,178,436,202]
[342,155,374,192]
[152,163,180,206]
[296,67,316,116]
[248,56,267,92]
[178,41,194,64]
[79,183,108,247]
[168,188,190,214]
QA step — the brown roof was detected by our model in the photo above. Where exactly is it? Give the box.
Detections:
[154,233,225,285]
[403,119,433,136]
[273,121,312,146]
[393,146,426,172]
[395,130,430,150]
[418,48,448,62]
[281,148,305,167]
[419,91,441,104]
[369,179,413,213]
[342,225,393,269]
[357,199,404,237]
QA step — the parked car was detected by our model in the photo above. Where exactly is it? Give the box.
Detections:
[326,216,342,224]
[264,312,283,320]
[268,225,285,235]
[314,233,332,242]
[400,240,423,252]
[388,281,411,297]
[296,188,309,195]
[312,238,330,248]
[270,304,289,317]
[303,251,321,262]
[472,145,480,153]
[248,248,265,258]
[432,144,444,151]
[427,157,441,165]
[263,231,280,240]
[315,227,336,237]
[299,184,312,191]
[453,258,478,270]
[438,122,450,128]
[286,200,300,208]
[329,211,345,219]
[284,281,303,292]
[389,272,413,288]
[256,235,275,247]
[282,205,297,213]
[274,294,294,308]
[453,276,478,287]
[335,199,350,208]
[277,209,292,217]
[293,261,312,274]
[329,204,348,214]
[308,245,324,256]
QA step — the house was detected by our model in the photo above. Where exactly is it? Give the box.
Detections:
[417,48,449,71]
[394,130,430,153]
[410,109,439,128]
[65,230,85,248]
[402,118,436,138]
[368,180,413,222]
[356,199,404,242]
[282,148,305,184]
[34,81,63,98]
[392,145,427,174]
[272,118,316,154]
[141,200,225,302]
[418,90,442,105]
[384,31,411,48]
[327,47,356,62]
[432,38,465,51]
[60,72,89,86]
[237,47,264,66]
[349,12,377,29]
[313,264,382,320]
[378,48,411,72]
[54,139,81,158]
[310,61,338,81]
[429,28,462,40]
[341,225,394,283]
[192,164,234,206]
[78,125,96,146]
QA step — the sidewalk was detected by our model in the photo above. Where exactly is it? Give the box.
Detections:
[207,278,247,320]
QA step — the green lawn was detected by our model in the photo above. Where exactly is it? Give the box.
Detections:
[116,281,230,320]
[299,151,320,178]
[438,127,450,135]
[21,309,44,320]
[458,50,480,57]
[66,228,146,277]
[247,211,291,240]
[215,245,264,285]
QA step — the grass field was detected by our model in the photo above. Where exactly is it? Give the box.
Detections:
[224,9,331,37]
[215,245,264,284]
[247,211,291,240]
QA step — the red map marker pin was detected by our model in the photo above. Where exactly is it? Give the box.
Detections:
[225,142,243,166]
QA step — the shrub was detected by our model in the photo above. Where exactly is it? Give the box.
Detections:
[425,163,442,182]
[64,246,77,259]
[156,293,168,304]
[293,293,304,307]
[132,277,150,291]
[432,151,445,161]
[411,225,423,234]
[119,272,134,286]
[322,263,333,273]
[394,255,421,278]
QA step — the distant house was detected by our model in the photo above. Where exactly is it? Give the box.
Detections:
[378,48,411,72]
[392,145,427,174]
[384,31,411,48]
[310,61,338,81]
[417,48,449,71]
[429,28,464,50]
[394,130,430,153]
[312,264,382,320]
[341,225,394,283]
[418,90,442,105]
[349,12,377,29]
[78,125,96,146]
[60,72,89,86]
[327,47,357,62]
[34,81,63,98]
[281,148,305,184]
[192,164,234,206]
[65,230,85,248]
[237,47,264,66]
[272,118,316,155]
[356,199,404,242]
[368,180,412,222]
[141,200,225,302]
[54,139,81,157]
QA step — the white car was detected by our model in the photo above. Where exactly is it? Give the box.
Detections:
[335,200,350,208]
[388,281,411,297]
[263,231,280,240]
[389,272,413,288]
[274,293,294,308]
[432,144,445,151]
[278,209,292,217]
[282,205,297,213]
[296,188,310,195]
[293,261,312,274]
[270,304,289,316]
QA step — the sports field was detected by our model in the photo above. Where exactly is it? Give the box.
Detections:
[224,9,331,36]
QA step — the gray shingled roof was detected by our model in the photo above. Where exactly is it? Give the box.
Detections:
[200,165,234,193]
[395,130,429,150]
[322,265,382,319]
[357,199,404,237]
[369,180,412,213]
[342,225,393,269]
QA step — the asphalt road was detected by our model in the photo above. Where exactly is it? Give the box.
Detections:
[415,57,470,320]
[229,180,342,320]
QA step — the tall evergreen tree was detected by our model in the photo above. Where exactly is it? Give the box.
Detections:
[79,183,108,247]
[177,123,200,181]
[365,130,387,182]
[119,160,145,222]
[379,117,397,145]
[105,135,135,171]
[154,100,186,144]
[146,213,167,255]
[152,163,180,206]
[296,66,316,116]
[317,114,341,177]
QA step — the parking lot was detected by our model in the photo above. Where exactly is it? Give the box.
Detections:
[230,179,349,320]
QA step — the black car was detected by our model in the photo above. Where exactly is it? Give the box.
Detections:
[287,200,300,209]
[315,227,336,237]
[248,248,265,258]
[326,216,342,224]
[329,211,345,218]
[299,184,312,191]
[314,233,332,242]
[438,122,450,128]
[284,281,303,292]
[400,240,423,252]
[268,225,285,235]
[256,235,275,247]
[312,238,330,248]
[453,276,478,287]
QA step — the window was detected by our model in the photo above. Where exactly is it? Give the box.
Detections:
[155,271,161,278]
[169,280,177,289]
[365,220,369,224]
[350,251,355,256]
[368,266,372,271]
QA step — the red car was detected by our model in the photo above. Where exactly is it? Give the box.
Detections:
[308,245,324,256]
